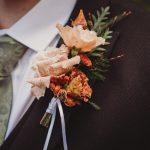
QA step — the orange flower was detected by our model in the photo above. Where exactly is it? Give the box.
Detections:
[50,75,69,96]
[80,54,92,67]
[64,96,76,107]
[50,69,92,107]
[66,69,92,103]
[72,9,87,28]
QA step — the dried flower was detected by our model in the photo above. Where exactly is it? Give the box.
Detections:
[50,69,92,107]
[64,96,77,107]
[80,54,92,67]
[67,69,92,102]
[72,9,87,28]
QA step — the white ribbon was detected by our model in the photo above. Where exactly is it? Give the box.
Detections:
[43,97,68,150]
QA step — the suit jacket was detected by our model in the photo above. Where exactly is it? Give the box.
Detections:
[1,0,150,149]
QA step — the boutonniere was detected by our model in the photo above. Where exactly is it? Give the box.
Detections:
[28,7,131,150]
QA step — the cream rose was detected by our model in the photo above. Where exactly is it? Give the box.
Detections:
[56,24,105,52]
[28,44,80,99]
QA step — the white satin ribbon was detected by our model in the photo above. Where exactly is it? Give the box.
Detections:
[43,97,68,150]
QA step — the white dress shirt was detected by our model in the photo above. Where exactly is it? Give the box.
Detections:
[0,0,77,138]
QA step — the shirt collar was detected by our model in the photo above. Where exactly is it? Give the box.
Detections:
[2,0,77,52]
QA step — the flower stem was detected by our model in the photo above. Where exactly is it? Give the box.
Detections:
[88,101,101,110]
[40,112,52,128]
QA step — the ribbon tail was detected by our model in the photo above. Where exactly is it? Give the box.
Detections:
[43,98,57,150]
[57,99,68,150]
[43,98,68,150]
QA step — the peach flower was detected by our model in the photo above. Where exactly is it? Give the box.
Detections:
[56,24,105,52]
[50,69,92,107]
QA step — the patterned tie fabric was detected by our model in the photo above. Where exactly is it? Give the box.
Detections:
[0,35,27,145]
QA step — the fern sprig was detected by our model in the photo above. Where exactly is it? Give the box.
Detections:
[92,6,110,35]
[79,7,131,81]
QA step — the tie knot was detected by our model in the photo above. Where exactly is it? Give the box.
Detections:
[0,35,27,79]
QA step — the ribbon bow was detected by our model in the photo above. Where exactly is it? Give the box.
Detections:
[43,97,68,150]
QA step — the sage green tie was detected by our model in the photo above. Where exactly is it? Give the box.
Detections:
[0,35,27,145]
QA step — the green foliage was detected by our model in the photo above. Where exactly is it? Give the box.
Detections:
[89,6,131,39]
[62,7,130,110]
[84,7,130,81]
[87,55,110,81]
[91,6,112,39]
[82,7,112,81]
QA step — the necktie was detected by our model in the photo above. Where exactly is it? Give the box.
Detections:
[0,35,27,145]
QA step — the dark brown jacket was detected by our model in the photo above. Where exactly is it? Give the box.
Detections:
[1,0,150,149]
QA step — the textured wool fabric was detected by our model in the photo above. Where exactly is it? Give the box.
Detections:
[0,36,27,145]
[1,0,150,150]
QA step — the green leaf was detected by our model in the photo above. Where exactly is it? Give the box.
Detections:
[93,72,106,81]
[96,68,108,73]
[88,101,101,110]
[89,53,101,57]
[91,6,111,33]
[97,10,100,17]
[92,14,97,23]
[95,47,106,51]
[71,47,80,57]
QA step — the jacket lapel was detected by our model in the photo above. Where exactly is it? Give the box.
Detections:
[0,0,119,150]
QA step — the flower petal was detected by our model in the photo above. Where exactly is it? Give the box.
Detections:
[72,9,87,28]
[27,76,50,88]
[49,56,80,76]
[56,24,105,52]
[31,86,46,99]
